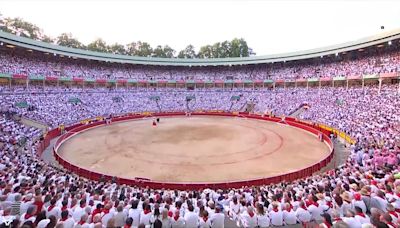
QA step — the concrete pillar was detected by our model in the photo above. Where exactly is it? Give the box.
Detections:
[362,78,364,90]
[378,79,382,94]
[26,79,29,90]
[306,81,309,90]
[319,80,321,90]
[346,79,349,90]
[397,80,400,94]
[332,80,334,88]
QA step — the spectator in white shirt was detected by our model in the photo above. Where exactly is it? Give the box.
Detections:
[184,204,198,228]
[210,206,224,228]
[255,203,269,228]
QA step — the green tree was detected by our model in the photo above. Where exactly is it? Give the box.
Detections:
[135,41,153,57]
[41,35,54,43]
[152,45,165,57]
[178,45,197,59]
[126,42,138,56]
[109,43,126,55]
[163,45,175,58]
[56,33,85,49]
[220,41,231,58]
[198,45,213,58]
[2,17,43,39]
[87,38,109,52]
[229,38,250,57]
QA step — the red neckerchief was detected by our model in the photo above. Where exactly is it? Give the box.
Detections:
[334,218,342,222]
[60,217,68,222]
[301,205,308,210]
[396,193,400,198]
[326,201,333,208]
[357,212,366,218]
[48,205,56,212]
[285,208,292,212]
[389,211,398,218]
[24,213,34,220]
[387,222,395,228]
[80,204,86,208]
[91,209,101,223]
[324,221,332,228]
[61,206,68,211]
[174,215,180,221]
[124,225,130,228]
[249,211,254,217]
[203,216,208,222]
[272,208,279,212]
[168,211,173,217]
[78,220,85,225]
[144,209,151,215]
[33,201,44,214]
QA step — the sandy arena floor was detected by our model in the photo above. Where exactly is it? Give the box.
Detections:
[58,116,331,183]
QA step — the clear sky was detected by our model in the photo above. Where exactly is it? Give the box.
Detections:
[1,0,400,56]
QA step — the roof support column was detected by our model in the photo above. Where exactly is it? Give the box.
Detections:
[362,78,364,90]
[378,79,382,95]
[397,79,400,94]
[346,79,349,90]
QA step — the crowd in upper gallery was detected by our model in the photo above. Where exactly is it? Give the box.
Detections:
[0,40,400,81]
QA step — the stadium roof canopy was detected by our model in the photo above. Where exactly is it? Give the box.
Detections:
[1,29,400,66]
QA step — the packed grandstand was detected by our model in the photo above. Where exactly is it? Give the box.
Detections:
[0,29,400,228]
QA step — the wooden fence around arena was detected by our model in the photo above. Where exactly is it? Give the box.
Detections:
[36,112,336,190]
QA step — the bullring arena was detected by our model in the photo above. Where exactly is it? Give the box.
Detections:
[53,113,333,187]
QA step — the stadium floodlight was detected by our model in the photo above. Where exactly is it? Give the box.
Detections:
[320,55,323,58]
[388,41,392,46]
[335,53,339,57]
[53,53,56,56]
[0,42,2,46]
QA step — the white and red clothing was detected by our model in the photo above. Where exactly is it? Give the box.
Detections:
[46,205,61,219]
[354,212,371,225]
[256,214,270,228]
[295,207,311,223]
[269,209,283,226]
[283,208,297,225]
[240,211,257,228]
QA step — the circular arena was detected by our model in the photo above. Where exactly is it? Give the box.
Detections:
[55,114,332,185]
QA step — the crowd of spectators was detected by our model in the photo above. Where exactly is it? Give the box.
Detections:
[0,83,399,228]
[1,43,400,81]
